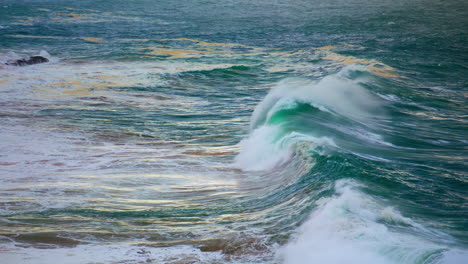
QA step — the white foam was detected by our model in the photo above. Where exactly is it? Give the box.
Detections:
[234,125,292,171]
[0,243,223,264]
[278,180,462,264]
[0,51,22,64]
[234,124,335,171]
[440,250,468,264]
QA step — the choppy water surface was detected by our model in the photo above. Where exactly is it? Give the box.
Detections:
[0,1,467,263]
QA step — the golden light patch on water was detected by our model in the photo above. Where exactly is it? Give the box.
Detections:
[80,37,105,43]
[196,40,237,47]
[127,37,268,58]
[10,17,35,26]
[89,74,119,80]
[324,54,371,65]
[144,47,208,58]
[410,111,468,122]
[0,79,10,85]
[62,87,92,97]
[323,52,400,78]
[54,13,90,18]
[136,43,274,59]
[316,45,336,50]
[157,37,249,48]
[119,38,151,42]
[158,37,201,43]
[29,74,134,98]
[369,65,400,78]
[45,80,91,97]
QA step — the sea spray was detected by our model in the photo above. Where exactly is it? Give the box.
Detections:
[250,67,381,130]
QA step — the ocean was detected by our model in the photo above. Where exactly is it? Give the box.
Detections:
[0,0,467,263]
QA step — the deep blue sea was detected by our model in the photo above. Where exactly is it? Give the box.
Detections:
[0,0,467,263]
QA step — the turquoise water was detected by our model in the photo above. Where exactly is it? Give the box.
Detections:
[0,1,467,263]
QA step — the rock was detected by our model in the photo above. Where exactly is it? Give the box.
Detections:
[6,56,49,66]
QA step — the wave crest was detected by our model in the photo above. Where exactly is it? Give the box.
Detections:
[236,67,381,171]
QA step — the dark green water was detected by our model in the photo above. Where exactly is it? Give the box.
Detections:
[0,0,467,263]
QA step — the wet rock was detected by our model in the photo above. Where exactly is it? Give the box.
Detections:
[198,237,269,256]
[137,248,151,255]
[6,56,49,66]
